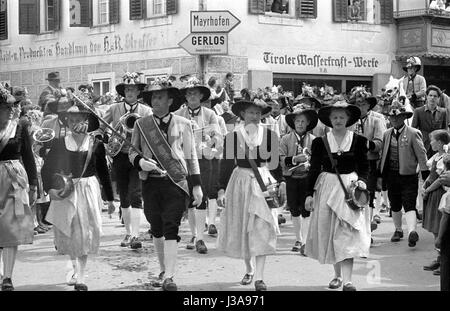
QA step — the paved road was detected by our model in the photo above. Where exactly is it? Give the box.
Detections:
[11,206,440,291]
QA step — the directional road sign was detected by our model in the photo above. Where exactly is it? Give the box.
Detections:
[178,33,228,55]
[190,10,241,33]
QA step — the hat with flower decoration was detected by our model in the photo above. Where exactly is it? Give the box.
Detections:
[348,86,378,111]
[285,104,319,132]
[318,100,361,128]
[179,76,211,103]
[0,84,16,107]
[115,72,147,98]
[384,99,414,119]
[142,76,182,112]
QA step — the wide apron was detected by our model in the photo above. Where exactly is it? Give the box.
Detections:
[0,160,34,247]
[217,166,277,259]
[46,176,103,258]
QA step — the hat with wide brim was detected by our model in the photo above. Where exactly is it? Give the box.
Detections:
[142,83,183,112]
[285,107,319,132]
[383,102,414,119]
[318,101,361,128]
[294,96,322,109]
[180,84,211,103]
[46,72,61,81]
[116,82,146,99]
[349,96,378,111]
[231,99,272,118]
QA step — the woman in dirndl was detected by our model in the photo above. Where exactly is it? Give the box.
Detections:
[41,94,114,291]
[0,86,37,291]
[217,99,282,291]
[304,101,371,291]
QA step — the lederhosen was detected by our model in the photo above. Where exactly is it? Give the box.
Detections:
[112,101,142,210]
[283,132,310,218]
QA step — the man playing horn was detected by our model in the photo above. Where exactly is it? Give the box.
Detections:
[100,72,152,249]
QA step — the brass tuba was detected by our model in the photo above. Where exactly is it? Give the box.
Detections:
[32,127,56,144]
[106,112,140,157]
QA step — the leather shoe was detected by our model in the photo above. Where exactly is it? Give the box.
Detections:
[343,283,357,291]
[195,240,208,254]
[390,230,404,242]
[1,278,14,291]
[328,277,343,289]
[255,280,267,291]
[152,271,165,288]
[208,224,218,236]
[240,273,254,285]
[423,260,440,271]
[74,283,88,291]
[130,237,142,249]
[162,278,177,291]
[186,236,196,250]
[292,241,301,252]
[278,214,286,225]
[408,231,419,247]
[370,221,378,232]
[373,215,381,224]
[433,268,441,276]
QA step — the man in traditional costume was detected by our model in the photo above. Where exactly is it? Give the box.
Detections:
[101,72,152,249]
[175,77,223,253]
[129,78,203,291]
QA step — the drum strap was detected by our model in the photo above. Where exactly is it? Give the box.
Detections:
[322,136,351,200]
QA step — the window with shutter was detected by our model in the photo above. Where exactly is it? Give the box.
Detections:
[19,0,40,34]
[0,0,7,40]
[297,0,317,18]
[70,0,92,27]
[129,0,144,20]
[249,0,265,14]
[333,0,348,22]
[347,0,366,21]
[379,0,393,24]
[146,0,166,17]
[109,0,119,24]
[166,0,177,15]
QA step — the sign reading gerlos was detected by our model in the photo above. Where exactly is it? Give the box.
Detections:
[179,33,228,55]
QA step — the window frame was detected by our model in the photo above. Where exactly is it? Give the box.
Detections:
[264,0,296,18]
[93,0,110,26]
[145,0,167,19]
[141,67,172,84]
[88,72,116,96]
[0,0,8,41]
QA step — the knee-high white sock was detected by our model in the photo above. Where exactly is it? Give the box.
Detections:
[195,209,207,241]
[374,192,382,215]
[3,246,18,279]
[122,208,132,236]
[300,216,310,243]
[164,240,178,279]
[130,208,142,238]
[208,199,218,226]
[0,248,3,278]
[254,256,266,281]
[392,211,403,231]
[244,257,254,275]
[405,210,417,234]
[154,237,165,273]
[292,216,301,242]
[382,191,390,207]
[188,208,196,238]
[77,255,88,284]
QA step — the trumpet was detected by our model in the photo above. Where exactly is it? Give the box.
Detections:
[71,93,167,175]
[106,112,141,157]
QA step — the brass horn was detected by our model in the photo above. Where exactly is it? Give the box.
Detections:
[32,127,56,143]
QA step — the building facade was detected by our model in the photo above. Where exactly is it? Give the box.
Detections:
[0,0,426,104]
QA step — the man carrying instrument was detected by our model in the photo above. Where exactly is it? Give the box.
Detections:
[129,78,203,291]
[348,86,387,242]
[101,72,151,249]
[175,77,223,254]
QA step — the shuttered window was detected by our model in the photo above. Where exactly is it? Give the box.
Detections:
[45,0,60,31]
[109,0,120,24]
[379,0,393,24]
[296,0,317,18]
[249,0,265,14]
[129,0,144,20]
[70,0,92,27]
[166,0,177,15]
[19,0,40,34]
[0,0,7,40]
[333,0,348,22]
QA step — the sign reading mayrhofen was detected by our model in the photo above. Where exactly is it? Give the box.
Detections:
[190,11,241,33]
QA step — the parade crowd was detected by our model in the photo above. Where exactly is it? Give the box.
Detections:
[0,56,449,292]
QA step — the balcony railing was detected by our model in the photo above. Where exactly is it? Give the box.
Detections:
[394,8,450,18]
